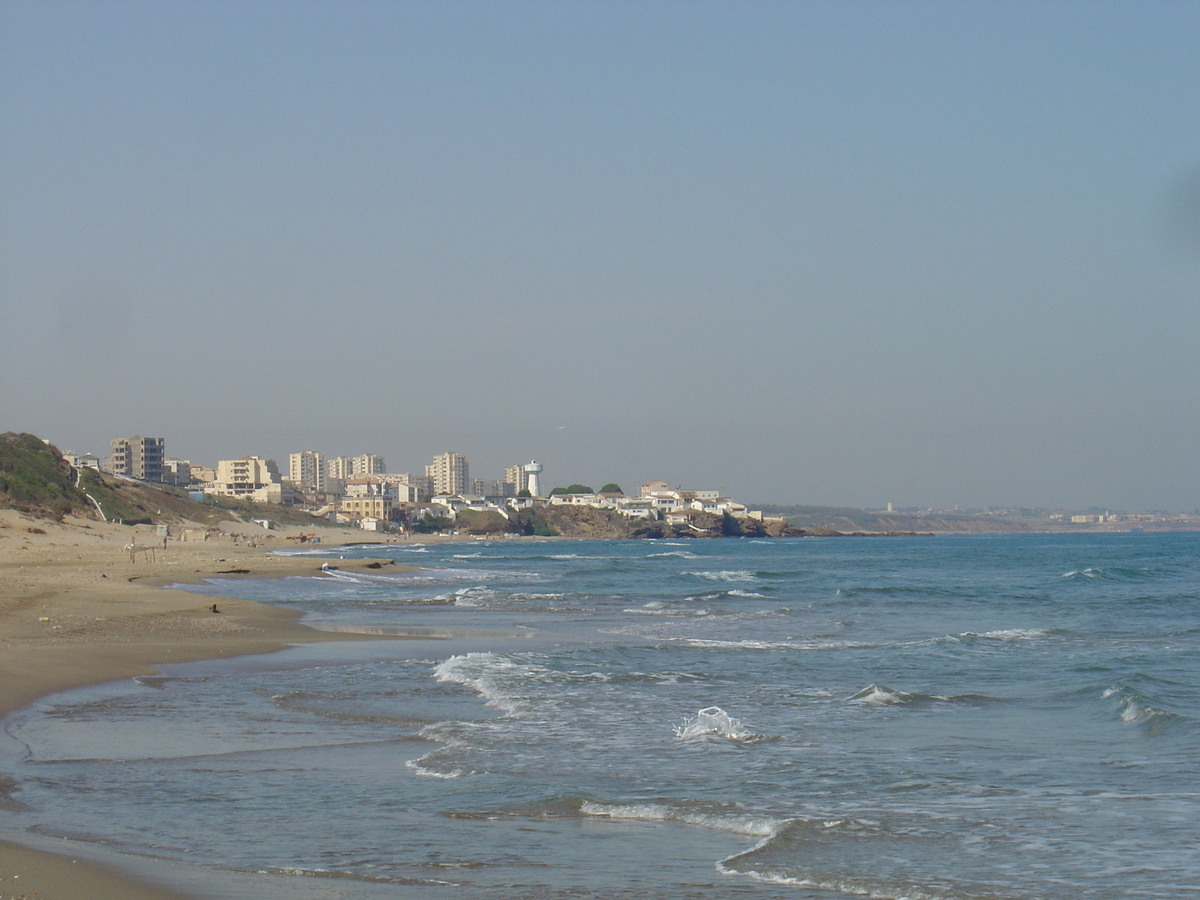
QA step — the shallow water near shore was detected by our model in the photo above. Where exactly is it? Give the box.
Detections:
[4,533,1199,899]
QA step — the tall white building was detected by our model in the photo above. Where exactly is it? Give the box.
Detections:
[327,456,355,482]
[505,463,528,494]
[288,451,326,492]
[328,454,387,481]
[354,454,386,476]
[425,452,469,495]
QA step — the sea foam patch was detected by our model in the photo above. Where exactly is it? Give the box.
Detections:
[673,706,769,743]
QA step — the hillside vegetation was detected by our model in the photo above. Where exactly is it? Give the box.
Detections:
[0,432,331,528]
[0,432,91,518]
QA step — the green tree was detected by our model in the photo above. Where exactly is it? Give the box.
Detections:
[412,515,453,534]
[550,483,594,495]
[598,483,623,495]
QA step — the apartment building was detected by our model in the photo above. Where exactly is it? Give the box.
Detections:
[327,454,387,481]
[504,463,529,494]
[162,458,192,486]
[471,478,514,498]
[354,454,386,476]
[106,436,165,482]
[208,456,289,503]
[288,451,326,492]
[425,452,469,495]
[337,495,393,521]
[327,456,355,481]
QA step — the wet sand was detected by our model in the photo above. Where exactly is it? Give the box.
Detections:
[0,509,416,899]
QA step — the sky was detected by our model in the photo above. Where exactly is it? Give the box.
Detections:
[2,0,1198,511]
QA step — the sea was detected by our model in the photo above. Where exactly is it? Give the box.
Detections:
[2,532,1198,900]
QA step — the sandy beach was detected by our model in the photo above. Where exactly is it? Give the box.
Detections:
[0,509,411,899]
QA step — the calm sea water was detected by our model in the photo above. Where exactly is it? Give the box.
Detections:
[3,533,1198,899]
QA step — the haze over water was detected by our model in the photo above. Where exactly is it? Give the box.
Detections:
[5,533,1198,899]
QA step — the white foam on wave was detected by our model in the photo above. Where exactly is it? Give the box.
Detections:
[727,589,767,598]
[433,652,545,716]
[943,627,1053,644]
[404,758,468,779]
[673,706,765,742]
[977,628,1050,641]
[684,570,759,583]
[849,684,912,705]
[404,722,478,779]
[625,605,711,617]
[647,550,701,559]
[1102,684,1176,727]
[580,800,779,837]
[716,862,953,900]
[680,638,879,651]
[317,568,424,587]
[449,586,495,607]
[716,819,955,900]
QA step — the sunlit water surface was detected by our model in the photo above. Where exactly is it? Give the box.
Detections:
[3,533,1198,899]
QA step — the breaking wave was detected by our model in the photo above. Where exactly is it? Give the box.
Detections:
[579,800,779,837]
[847,684,997,706]
[684,570,760,583]
[672,706,769,743]
[1061,565,1158,582]
[1101,682,1188,733]
[432,652,545,716]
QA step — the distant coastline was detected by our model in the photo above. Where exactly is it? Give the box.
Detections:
[754,504,1200,535]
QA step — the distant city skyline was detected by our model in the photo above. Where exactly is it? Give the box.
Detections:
[2,1,1198,511]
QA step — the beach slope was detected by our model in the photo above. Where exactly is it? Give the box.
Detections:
[0,510,399,899]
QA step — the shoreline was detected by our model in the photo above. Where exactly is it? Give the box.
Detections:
[0,510,417,900]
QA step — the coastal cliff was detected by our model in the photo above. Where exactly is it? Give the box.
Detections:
[455,506,805,539]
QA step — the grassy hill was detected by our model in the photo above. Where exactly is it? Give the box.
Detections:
[0,432,91,518]
[1,431,332,529]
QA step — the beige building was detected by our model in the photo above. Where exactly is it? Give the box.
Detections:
[288,451,326,492]
[392,473,433,499]
[106,436,165,482]
[505,463,529,494]
[326,454,386,481]
[337,495,393,520]
[208,456,285,501]
[472,478,514,498]
[189,464,216,484]
[354,454,386,476]
[162,458,192,486]
[327,456,355,481]
[375,474,422,503]
[426,452,469,496]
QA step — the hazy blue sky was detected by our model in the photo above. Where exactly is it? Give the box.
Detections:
[2,1,1198,510]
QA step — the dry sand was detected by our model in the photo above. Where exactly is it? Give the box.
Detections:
[0,509,418,899]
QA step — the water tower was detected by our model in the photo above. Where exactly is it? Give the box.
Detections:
[523,460,543,497]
